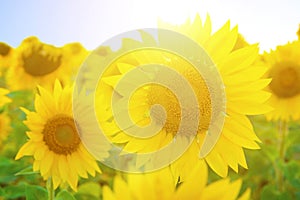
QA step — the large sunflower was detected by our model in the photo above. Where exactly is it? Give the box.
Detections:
[6,37,73,91]
[95,14,271,178]
[103,161,250,200]
[262,41,300,121]
[15,80,107,191]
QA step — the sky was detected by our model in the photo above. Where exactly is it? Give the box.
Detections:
[1,0,300,52]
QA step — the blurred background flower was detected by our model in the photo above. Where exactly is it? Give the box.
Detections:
[103,161,250,200]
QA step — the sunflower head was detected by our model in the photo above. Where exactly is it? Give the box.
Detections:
[268,61,300,98]
[15,80,103,191]
[19,37,62,76]
[90,14,271,179]
[6,37,75,90]
[263,41,300,121]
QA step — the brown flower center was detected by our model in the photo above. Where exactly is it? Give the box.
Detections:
[22,45,62,76]
[43,114,81,155]
[269,61,300,98]
[0,42,11,56]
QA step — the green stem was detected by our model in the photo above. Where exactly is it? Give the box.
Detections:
[47,177,55,200]
[277,120,288,191]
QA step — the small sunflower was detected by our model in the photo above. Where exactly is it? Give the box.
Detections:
[103,161,250,200]
[96,14,271,178]
[6,37,71,91]
[15,80,106,191]
[262,41,300,121]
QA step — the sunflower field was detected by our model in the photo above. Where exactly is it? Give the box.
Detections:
[0,13,300,200]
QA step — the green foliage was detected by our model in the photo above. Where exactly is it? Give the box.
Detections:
[25,185,48,200]
[236,116,300,199]
[1,183,26,199]
[261,184,293,200]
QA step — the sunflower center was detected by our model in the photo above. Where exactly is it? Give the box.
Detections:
[269,61,300,98]
[22,45,62,76]
[0,42,11,56]
[147,67,212,136]
[43,115,81,155]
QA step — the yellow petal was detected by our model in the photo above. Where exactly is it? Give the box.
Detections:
[58,155,69,181]
[15,141,35,160]
[221,179,242,200]
[238,188,251,200]
[204,21,237,63]
[39,150,54,176]
[205,149,228,177]
[219,44,259,74]
[223,127,260,149]
[103,185,116,200]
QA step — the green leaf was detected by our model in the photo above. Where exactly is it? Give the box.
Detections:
[0,156,24,183]
[55,190,76,200]
[283,160,300,189]
[2,183,26,199]
[25,185,48,200]
[15,166,39,176]
[77,182,101,198]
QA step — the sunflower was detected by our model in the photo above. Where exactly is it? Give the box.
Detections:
[262,41,300,121]
[15,80,107,191]
[6,37,72,91]
[95,14,271,178]
[103,161,250,200]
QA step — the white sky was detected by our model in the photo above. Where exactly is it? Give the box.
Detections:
[1,0,299,52]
